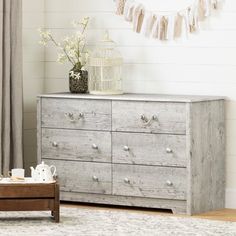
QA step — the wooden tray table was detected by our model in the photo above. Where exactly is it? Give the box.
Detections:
[0,181,59,222]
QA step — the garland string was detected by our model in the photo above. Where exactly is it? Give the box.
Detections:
[115,0,223,41]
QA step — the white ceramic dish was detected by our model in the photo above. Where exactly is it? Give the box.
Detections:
[0,177,56,184]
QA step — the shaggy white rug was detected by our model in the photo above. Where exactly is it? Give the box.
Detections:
[0,207,235,236]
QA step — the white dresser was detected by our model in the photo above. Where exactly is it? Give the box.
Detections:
[37,93,225,215]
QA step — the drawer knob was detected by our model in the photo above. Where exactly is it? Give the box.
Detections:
[78,112,84,119]
[124,178,130,184]
[123,146,130,151]
[140,114,158,126]
[65,112,75,122]
[92,176,99,182]
[52,141,58,147]
[92,144,98,150]
[152,115,158,120]
[140,114,148,122]
[166,148,173,153]
[166,180,173,186]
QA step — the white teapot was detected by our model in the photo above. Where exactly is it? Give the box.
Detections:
[30,161,56,182]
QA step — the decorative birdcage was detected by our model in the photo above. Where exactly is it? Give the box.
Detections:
[88,32,123,95]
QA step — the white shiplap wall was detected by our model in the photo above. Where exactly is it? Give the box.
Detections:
[22,0,236,208]
[22,0,45,174]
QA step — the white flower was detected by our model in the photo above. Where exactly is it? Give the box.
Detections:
[38,28,52,46]
[38,28,51,39]
[85,51,89,60]
[68,50,77,59]
[39,40,47,46]
[75,72,81,80]
[38,17,90,67]
[70,71,81,80]
[57,53,67,64]
[69,71,75,77]
[63,36,70,43]
[80,17,89,26]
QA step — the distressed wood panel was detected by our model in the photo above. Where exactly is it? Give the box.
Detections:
[60,191,187,214]
[38,93,225,215]
[112,132,186,167]
[0,199,54,211]
[37,97,42,164]
[112,101,186,134]
[39,93,224,103]
[42,128,111,163]
[0,184,55,198]
[113,164,187,200]
[187,100,225,215]
[41,98,111,131]
[44,159,112,195]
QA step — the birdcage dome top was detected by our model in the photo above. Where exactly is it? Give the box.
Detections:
[88,32,123,67]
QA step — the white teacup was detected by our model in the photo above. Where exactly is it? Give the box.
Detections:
[8,168,25,179]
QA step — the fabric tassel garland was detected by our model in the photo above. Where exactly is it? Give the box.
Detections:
[174,13,183,38]
[198,0,207,20]
[182,8,191,37]
[166,15,175,40]
[116,0,222,41]
[142,13,157,37]
[159,16,169,41]
[133,4,145,33]
[212,0,218,9]
[124,0,135,22]
[188,6,198,33]
[151,15,159,39]
[116,0,127,15]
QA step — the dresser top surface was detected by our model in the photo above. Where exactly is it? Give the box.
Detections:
[38,93,225,103]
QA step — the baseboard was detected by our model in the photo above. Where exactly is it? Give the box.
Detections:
[226,188,236,209]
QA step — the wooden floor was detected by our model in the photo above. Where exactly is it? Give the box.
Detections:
[61,202,236,222]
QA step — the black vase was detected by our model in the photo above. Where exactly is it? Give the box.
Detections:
[69,68,88,93]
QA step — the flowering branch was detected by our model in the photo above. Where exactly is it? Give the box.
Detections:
[38,17,90,69]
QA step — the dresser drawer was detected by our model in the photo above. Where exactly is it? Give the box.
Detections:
[41,98,111,131]
[112,101,186,134]
[44,160,112,195]
[113,164,187,200]
[112,132,186,167]
[42,129,111,163]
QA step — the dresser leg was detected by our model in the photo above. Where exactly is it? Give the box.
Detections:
[171,207,187,215]
[53,183,60,223]
[54,210,60,223]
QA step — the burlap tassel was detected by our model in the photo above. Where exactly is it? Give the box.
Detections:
[137,10,145,33]
[188,7,195,33]
[144,14,157,37]
[198,0,206,20]
[182,9,190,37]
[116,0,126,15]
[198,0,211,20]
[159,16,168,41]
[124,0,135,22]
[212,0,218,9]
[133,4,145,33]
[174,13,183,38]
[166,15,175,40]
[151,15,160,39]
[204,0,211,17]
[192,5,200,32]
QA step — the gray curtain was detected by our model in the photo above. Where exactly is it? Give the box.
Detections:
[0,0,23,175]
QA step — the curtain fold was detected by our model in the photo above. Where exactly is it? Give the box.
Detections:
[0,0,23,175]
